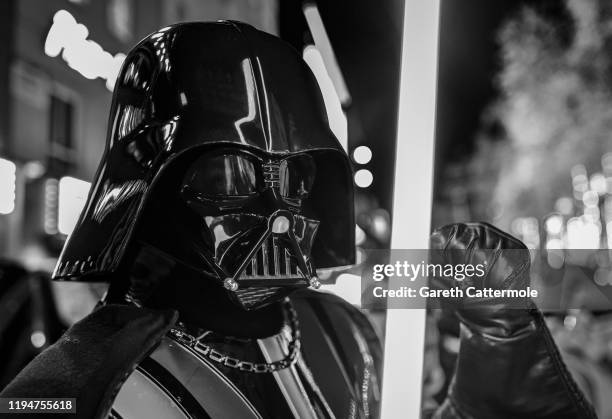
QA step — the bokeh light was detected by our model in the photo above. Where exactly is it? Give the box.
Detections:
[354,169,373,188]
[353,145,372,165]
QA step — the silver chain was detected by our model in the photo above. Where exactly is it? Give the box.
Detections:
[168,300,300,373]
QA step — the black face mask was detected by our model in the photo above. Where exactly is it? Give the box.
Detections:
[171,149,322,309]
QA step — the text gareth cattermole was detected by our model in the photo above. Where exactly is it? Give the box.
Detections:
[372,261,487,282]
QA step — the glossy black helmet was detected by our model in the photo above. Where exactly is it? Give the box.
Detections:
[52,21,355,309]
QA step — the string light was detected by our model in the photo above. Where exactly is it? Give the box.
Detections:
[44,10,125,91]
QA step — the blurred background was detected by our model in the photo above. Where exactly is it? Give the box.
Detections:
[427,1,612,416]
[3,0,612,416]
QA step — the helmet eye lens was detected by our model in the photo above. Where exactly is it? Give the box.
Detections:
[181,152,316,203]
[280,155,316,201]
[183,153,258,198]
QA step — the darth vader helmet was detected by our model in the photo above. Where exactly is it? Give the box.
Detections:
[52,21,355,310]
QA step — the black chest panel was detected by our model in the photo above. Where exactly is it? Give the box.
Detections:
[114,290,382,419]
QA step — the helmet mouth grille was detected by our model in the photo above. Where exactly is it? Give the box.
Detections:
[239,236,303,282]
[231,234,306,310]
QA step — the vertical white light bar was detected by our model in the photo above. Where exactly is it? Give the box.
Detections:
[0,158,17,215]
[303,45,348,151]
[303,3,351,106]
[58,176,91,235]
[380,0,440,418]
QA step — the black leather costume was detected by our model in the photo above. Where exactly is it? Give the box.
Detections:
[0,22,598,419]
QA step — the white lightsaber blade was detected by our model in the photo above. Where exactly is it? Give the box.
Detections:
[380,0,440,418]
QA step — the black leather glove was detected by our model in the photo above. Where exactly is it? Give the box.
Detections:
[429,222,597,419]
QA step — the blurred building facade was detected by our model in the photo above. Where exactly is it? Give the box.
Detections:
[0,0,277,266]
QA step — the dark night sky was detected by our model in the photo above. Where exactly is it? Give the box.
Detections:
[436,0,530,165]
[435,0,567,170]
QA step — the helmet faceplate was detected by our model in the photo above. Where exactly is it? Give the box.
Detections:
[52,22,354,309]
